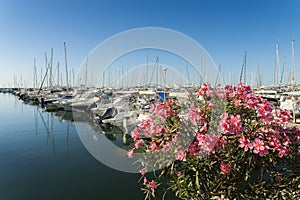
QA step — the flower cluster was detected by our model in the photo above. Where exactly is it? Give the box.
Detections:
[129,83,300,199]
[128,99,181,160]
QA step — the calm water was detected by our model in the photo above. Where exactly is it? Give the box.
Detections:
[0,93,144,200]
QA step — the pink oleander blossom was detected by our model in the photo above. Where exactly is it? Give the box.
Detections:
[239,136,252,151]
[140,168,147,176]
[217,194,229,200]
[277,146,290,158]
[252,138,269,157]
[162,141,171,151]
[147,180,158,190]
[220,113,244,135]
[220,162,231,175]
[197,82,211,97]
[187,144,198,156]
[143,177,148,185]
[189,104,206,126]
[275,108,291,124]
[230,114,243,135]
[175,149,186,161]
[148,141,159,151]
[135,139,142,149]
[127,148,134,158]
[195,133,219,154]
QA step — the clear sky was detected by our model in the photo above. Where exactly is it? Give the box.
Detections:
[0,0,299,88]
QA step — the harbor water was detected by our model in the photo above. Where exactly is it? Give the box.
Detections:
[0,93,144,200]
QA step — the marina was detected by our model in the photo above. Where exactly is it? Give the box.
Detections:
[1,82,300,199]
[1,1,300,199]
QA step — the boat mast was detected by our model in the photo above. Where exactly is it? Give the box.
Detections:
[45,53,48,87]
[85,57,88,88]
[57,62,60,87]
[38,57,51,94]
[186,60,190,86]
[156,56,159,89]
[33,58,37,89]
[49,48,53,87]
[292,40,296,87]
[274,42,280,87]
[239,51,247,84]
[146,53,148,86]
[256,64,262,88]
[64,42,69,89]
[280,57,286,87]
[200,54,203,86]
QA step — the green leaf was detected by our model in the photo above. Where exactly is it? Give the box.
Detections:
[195,171,200,189]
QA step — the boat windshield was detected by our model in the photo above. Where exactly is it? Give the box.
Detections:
[80,92,98,99]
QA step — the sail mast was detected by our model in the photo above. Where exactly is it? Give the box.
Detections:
[64,42,69,88]
[49,48,53,87]
[239,51,247,84]
[85,57,88,88]
[146,53,148,86]
[274,42,280,87]
[33,58,37,89]
[244,51,247,84]
[57,62,60,87]
[292,40,296,87]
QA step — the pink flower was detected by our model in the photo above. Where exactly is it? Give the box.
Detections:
[220,113,244,135]
[260,114,274,125]
[218,136,227,148]
[140,118,152,128]
[277,146,290,158]
[230,114,243,135]
[135,139,142,149]
[220,162,231,175]
[187,144,198,156]
[252,138,269,157]
[189,104,206,126]
[217,194,229,200]
[162,142,170,151]
[143,177,148,185]
[244,96,259,109]
[199,123,208,133]
[140,168,147,176]
[130,127,141,141]
[147,180,157,190]
[127,148,134,158]
[166,108,173,116]
[197,82,211,97]
[239,136,252,151]
[155,127,166,136]
[148,141,159,151]
[233,99,242,106]
[275,108,291,124]
[220,113,230,133]
[175,149,186,161]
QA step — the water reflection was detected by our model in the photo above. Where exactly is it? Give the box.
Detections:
[0,94,144,200]
[35,107,135,157]
[37,108,56,154]
[94,123,133,147]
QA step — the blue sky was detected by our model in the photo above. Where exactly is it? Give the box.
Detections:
[0,0,299,87]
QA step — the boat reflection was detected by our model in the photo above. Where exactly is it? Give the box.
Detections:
[33,102,135,161]
[94,123,134,147]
